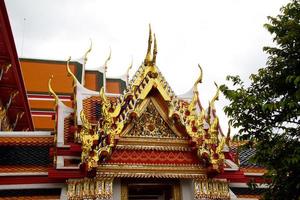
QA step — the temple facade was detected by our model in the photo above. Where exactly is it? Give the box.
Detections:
[0,1,267,199]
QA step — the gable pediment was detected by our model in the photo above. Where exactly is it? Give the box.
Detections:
[121,97,185,139]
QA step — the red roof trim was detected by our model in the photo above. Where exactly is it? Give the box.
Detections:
[0,0,34,130]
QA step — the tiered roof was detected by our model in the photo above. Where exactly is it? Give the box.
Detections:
[47,26,229,181]
[0,0,268,197]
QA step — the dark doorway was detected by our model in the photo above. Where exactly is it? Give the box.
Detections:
[123,178,180,200]
[128,184,173,200]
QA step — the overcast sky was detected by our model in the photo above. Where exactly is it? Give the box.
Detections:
[5,0,289,134]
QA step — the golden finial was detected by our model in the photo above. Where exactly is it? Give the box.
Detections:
[126,57,133,83]
[188,64,203,113]
[80,110,91,130]
[48,75,59,105]
[83,39,93,66]
[210,82,220,110]
[66,56,79,83]
[226,125,231,146]
[193,64,203,93]
[227,125,231,138]
[99,87,108,104]
[144,24,153,65]
[216,136,226,154]
[210,116,219,136]
[206,100,211,125]
[104,48,111,73]
[152,33,157,65]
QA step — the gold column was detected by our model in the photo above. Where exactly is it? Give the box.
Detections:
[172,183,181,200]
[121,182,128,200]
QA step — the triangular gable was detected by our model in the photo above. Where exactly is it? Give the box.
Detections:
[126,100,173,138]
[122,98,181,138]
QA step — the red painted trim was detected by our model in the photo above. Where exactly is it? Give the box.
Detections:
[28,94,72,100]
[48,168,85,179]
[69,144,82,152]
[55,148,81,157]
[216,171,267,183]
[0,176,64,185]
[31,111,55,116]
[0,0,34,130]
[108,149,200,165]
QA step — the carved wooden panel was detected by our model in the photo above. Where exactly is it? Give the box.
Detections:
[126,101,177,138]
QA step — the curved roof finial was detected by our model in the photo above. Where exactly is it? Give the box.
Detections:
[83,39,93,66]
[126,57,133,84]
[152,33,157,65]
[104,47,111,73]
[144,24,153,65]
[210,82,220,110]
[193,64,203,93]
[226,125,231,145]
[66,56,78,83]
[48,75,59,105]
[99,86,108,105]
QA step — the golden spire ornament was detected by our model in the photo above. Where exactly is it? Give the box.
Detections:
[144,24,153,65]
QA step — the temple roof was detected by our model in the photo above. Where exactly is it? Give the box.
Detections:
[0,0,33,131]
[0,146,50,166]
[239,148,264,168]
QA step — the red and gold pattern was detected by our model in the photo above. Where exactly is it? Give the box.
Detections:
[0,136,53,146]
[0,165,48,173]
[107,150,200,165]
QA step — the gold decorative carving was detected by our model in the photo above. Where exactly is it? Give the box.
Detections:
[67,178,113,200]
[126,101,177,138]
[79,110,99,169]
[79,87,124,170]
[0,100,11,131]
[0,90,21,131]
[194,179,230,200]
[168,67,226,171]
[97,164,206,179]
[0,63,12,81]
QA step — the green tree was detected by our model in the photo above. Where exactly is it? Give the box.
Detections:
[220,0,300,199]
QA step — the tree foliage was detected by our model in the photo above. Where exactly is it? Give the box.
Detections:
[220,0,300,199]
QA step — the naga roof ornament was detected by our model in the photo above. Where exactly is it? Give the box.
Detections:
[126,57,133,84]
[144,24,157,67]
[103,48,111,73]
[83,39,93,67]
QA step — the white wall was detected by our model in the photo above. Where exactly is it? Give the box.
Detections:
[113,178,121,200]
[180,179,194,200]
